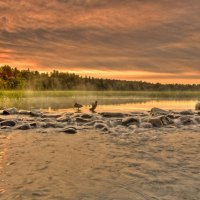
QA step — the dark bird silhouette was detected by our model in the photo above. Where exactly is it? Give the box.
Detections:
[90,101,98,112]
[74,102,83,111]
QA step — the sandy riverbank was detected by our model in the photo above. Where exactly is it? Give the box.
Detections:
[0,128,200,200]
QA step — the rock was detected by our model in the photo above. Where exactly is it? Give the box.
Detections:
[30,109,43,117]
[1,126,11,129]
[41,122,63,128]
[80,113,93,119]
[150,107,168,116]
[140,122,152,128]
[129,125,138,129]
[122,117,140,126]
[160,116,173,125]
[62,127,77,134]
[195,102,200,110]
[108,119,122,127]
[42,114,62,118]
[57,115,71,122]
[179,116,194,125]
[16,124,31,130]
[100,112,125,118]
[194,116,200,123]
[84,121,96,126]
[0,120,16,127]
[75,117,90,123]
[180,110,193,115]
[3,107,18,115]
[0,118,4,122]
[149,117,163,127]
[94,123,108,130]
[19,110,30,115]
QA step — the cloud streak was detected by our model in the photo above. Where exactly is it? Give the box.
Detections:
[0,0,200,83]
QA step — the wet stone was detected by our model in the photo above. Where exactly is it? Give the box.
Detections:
[3,108,18,115]
[0,120,16,127]
[62,127,77,134]
[16,124,31,130]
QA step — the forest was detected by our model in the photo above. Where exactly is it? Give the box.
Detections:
[0,65,200,91]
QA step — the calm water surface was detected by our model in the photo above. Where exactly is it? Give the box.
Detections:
[0,94,198,112]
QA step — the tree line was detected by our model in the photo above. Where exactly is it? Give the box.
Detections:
[0,65,200,91]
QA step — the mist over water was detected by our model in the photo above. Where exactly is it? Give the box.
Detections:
[0,91,198,112]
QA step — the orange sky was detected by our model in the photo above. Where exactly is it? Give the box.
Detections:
[0,0,200,83]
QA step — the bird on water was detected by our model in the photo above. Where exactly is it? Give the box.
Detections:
[74,102,83,111]
[90,101,98,112]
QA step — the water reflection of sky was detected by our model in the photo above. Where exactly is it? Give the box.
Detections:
[45,100,197,113]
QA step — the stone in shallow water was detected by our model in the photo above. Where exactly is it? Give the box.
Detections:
[122,117,140,126]
[140,122,152,128]
[16,124,31,130]
[19,110,30,115]
[180,110,193,115]
[195,102,200,110]
[3,108,18,115]
[75,117,90,123]
[94,123,108,130]
[0,120,16,127]
[30,109,43,117]
[149,117,163,127]
[62,127,77,134]
[100,112,125,118]
[57,115,71,122]
[150,107,168,116]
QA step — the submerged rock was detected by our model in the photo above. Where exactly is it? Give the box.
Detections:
[0,120,16,127]
[3,108,18,115]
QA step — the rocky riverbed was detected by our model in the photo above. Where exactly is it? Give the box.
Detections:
[1,107,200,134]
[0,107,200,200]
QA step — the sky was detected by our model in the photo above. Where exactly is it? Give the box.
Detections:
[0,0,200,83]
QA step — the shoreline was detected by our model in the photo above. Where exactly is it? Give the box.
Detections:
[1,107,200,134]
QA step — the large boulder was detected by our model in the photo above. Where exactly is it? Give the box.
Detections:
[3,108,18,115]
[122,117,140,126]
[150,107,168,116]
[195,102,200,110]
